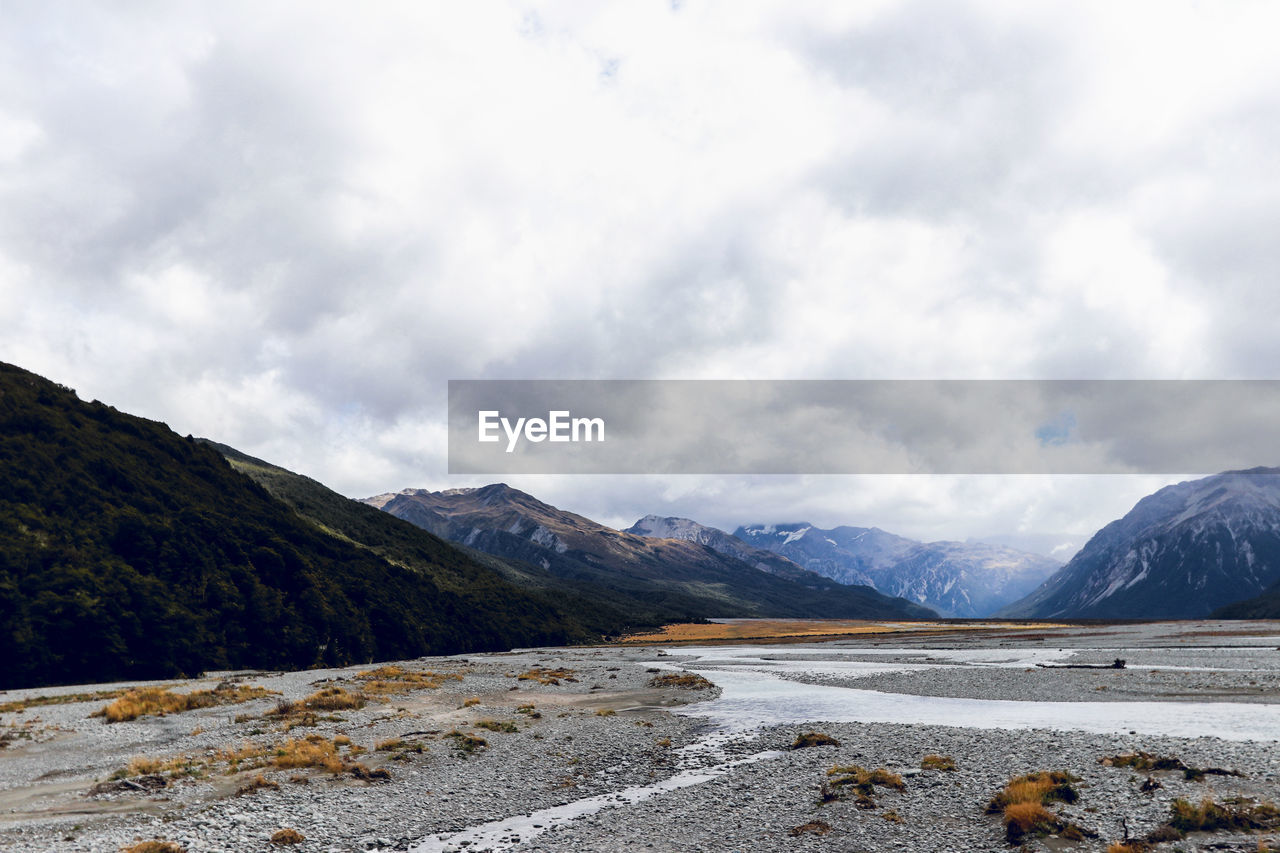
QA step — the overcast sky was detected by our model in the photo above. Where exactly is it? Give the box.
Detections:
[4,1,1278,556]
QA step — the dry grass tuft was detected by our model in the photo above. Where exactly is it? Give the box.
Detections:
[269,828,305,845]
[1169,797,1280,833]
[474,719,518,733]
[1003,802,1058,840]
[986,771,1093,844]
[518,667,578,685]
[647,672,713,690]
[357,665,462,696]
[791,731,840,750]
[350,763,392,782]
[445,730,487,754]
[271,736,345,774]
[121,842,185,853]
[1100,750,1242,781]
[921,754,957,772]
[822,764,904,809]
[96,685,273,723]
[234,774,280,797]
[303,687,365,711]
[788,820,833,837]
[986,771,1079,814]
[595,708,616,717]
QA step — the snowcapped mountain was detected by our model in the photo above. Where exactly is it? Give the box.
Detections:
[623,516,816,582]
[733,523,1060,618]
[365,484,937,621]
[999,467,1280,619]
[733,524,915,587]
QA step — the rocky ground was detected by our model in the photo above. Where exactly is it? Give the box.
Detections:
[1,621,1278,852]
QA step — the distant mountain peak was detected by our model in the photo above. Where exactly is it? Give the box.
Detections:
[1000,467,1280,619]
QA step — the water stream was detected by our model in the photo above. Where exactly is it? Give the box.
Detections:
[410,644,1280,851]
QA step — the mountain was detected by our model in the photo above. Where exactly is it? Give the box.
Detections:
[1212,581,1280,618]
[365,486,936,621]
[734,523,915,587]
[623,515,818,582]
[733,523,1060,618]
[0,362,594,689]
[999,467,1280,619]
[203,442,631,639]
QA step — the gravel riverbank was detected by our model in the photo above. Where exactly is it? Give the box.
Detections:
[2,621,1278,852]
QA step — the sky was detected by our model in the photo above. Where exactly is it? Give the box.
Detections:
[4,1,1279,557]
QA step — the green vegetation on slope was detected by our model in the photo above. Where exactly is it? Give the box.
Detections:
[204,442,645,638]
[0,362,591,689]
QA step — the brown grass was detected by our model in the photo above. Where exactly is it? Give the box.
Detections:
[1100,750,1242,781]
[121,843,185,853]
[648,672,714,690]
[271,736,345,774]
[356,665,462,696]
[270,828,305,845]
[96,685,273,723]
[616,619,1067,645]
[445,730,487,754]
[788,820,833,836]
[1169,797,1280,833]
[235,774,280,796]
[474,719,518,733]
[1003,802,1058,839]
[303,687,365,711]
[921,754,957,771]
[986,771,1092,844]
[517,667,578,685]
[791,731,840,749]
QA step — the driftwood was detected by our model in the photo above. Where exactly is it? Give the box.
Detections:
[1036,658,1126,670]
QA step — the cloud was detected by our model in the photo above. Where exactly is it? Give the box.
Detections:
[2,1,1277,543]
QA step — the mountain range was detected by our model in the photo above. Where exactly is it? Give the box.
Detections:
[364,486,936,621]
[729,523,1061,618]
[6,356,1280,689]
[999,467,1280,619]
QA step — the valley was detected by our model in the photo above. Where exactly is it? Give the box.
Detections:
[2,621,1279,852]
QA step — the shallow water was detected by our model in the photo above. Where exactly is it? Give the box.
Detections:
[667,645,1280,741]
[411,642,1280,850]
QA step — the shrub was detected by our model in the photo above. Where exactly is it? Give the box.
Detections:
[303,687,365,711]
[349,763,391,782]
[357,666,462,696]
[270,828,305,845]
[96,685,273,723]
[1169,797,1280,833]
[235,774,280,796]
[921,754,957,771]
[791,732,840,749]
[1003,802,1058,842]
[647,673,713,690]
[271,737,344,774]
[788,820,832,837]
[474,719,518,733]
[518,667,578,685]
[445,730,487,754]
[986,771,1094,844]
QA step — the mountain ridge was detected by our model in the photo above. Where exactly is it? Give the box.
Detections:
[366,486,936,621]
[999,467,1280,619]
